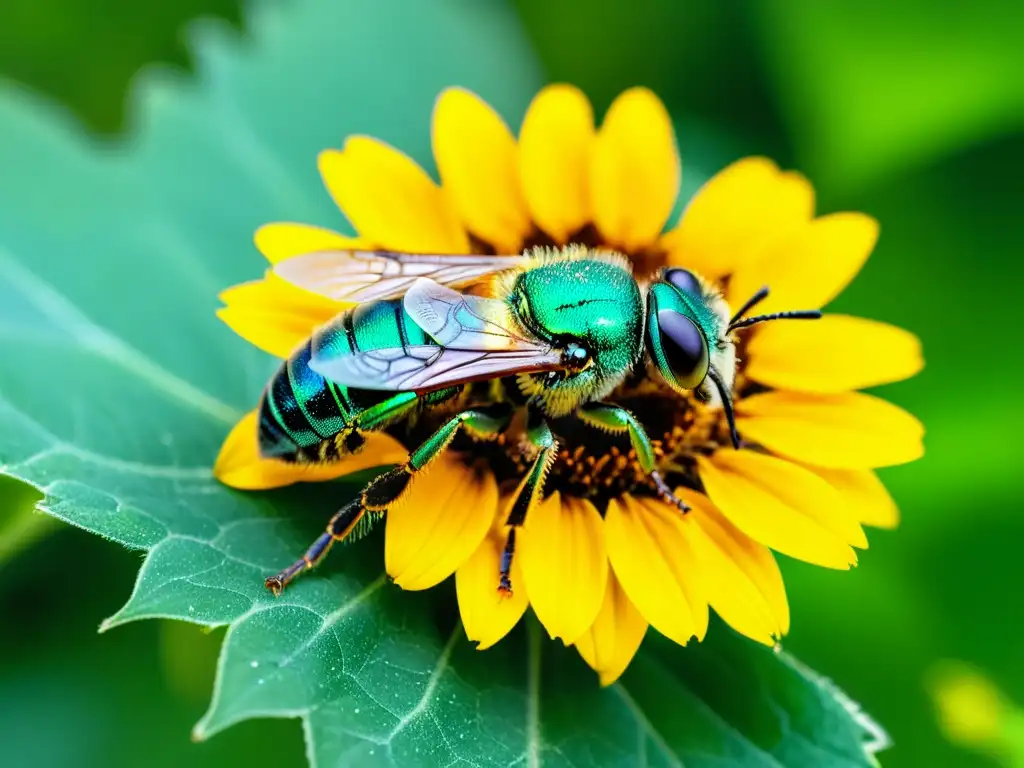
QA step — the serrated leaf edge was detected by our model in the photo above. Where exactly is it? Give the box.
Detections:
[777,649,891,762]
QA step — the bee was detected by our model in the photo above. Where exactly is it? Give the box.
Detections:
[258,245,820,596]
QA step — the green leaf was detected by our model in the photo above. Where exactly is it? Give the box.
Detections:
[0,0,884,764]
[0,530,306,767]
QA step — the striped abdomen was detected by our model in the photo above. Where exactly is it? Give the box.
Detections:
[258,298,434,462]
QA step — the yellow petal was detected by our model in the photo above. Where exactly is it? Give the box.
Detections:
[590,87,679,252]
[745,314,923,394]
[727,213,879,313]
[385,458,497,591]
[213,410,408,490]
[604,494,707,646]
[217,273,347,358]
[519,493,608,644]
[737,391,925,469]
[432,88,531,254]
[456,507,528,650]
[696,451,863,569]
[518,84,594,243]
[661,157,813,281]
[802,465,900,529]
[574,571,647,686]
[254,223,363,264]
[319,138,470,254]
[679,490,789,644]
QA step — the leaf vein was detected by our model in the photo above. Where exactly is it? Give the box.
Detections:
[278,574,388,671]
[166,532,279,572]
[387,623,462,741]
[613,684,686,768]
[0,245,240,425]
[15,442,214,480]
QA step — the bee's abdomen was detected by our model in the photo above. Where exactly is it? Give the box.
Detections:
[258,338,352,461]
[257,299,434,462]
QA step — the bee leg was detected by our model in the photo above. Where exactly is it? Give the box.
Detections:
[577,402,690,514]
[649,470,690,514]
[499,410,557,596]
[265,497,365,596]
[264,403,514,596]
[360,403,514,512]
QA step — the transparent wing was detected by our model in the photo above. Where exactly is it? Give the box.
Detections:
[309,278,564,391]
[273,249,527,303]
[310,345,564,392]
[401,276,533,347]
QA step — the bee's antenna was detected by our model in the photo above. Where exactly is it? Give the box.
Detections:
[730,309,822,331]
[729,286,770,326]
[706,367,741,449]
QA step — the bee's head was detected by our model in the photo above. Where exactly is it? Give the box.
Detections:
[646,267,823,448]
[510,255,643,415]
[645,268,732,400]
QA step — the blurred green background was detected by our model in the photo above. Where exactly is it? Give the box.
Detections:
[1,0,1021,766]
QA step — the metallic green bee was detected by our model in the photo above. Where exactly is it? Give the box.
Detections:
[259,245,819,596]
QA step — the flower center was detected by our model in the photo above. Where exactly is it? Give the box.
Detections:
[494,385,733,504]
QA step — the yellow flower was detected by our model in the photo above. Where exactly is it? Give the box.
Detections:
[214,85,924,685]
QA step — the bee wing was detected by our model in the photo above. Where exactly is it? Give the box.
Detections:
[273,249,527,303]
[309,278,564,391]
[310,345,564,392]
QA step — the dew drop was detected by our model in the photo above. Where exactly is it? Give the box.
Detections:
[354,708,360,714]
[250,660,259,669]
[257,678,265,685]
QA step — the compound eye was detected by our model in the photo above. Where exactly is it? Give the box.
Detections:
[664,268,702,296]
[656,310,709,389]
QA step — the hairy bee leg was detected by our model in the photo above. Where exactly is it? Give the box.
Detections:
[361,403,514,512]
[499,411,557,596]
[263,403,514,597]
[577,402,691,513]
